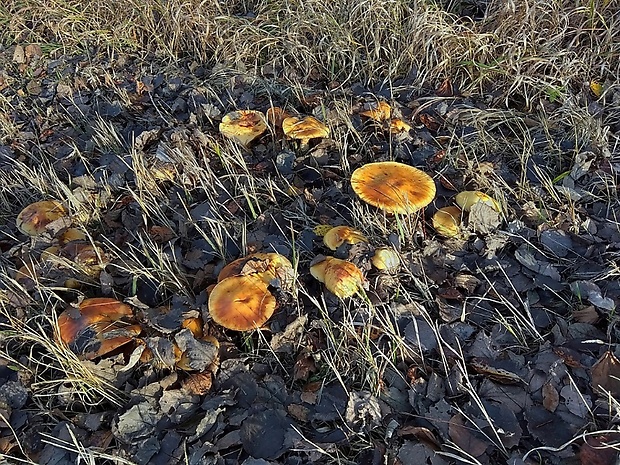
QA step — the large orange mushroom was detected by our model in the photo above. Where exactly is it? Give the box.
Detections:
[58,297,139,360]
[219,110,267,147]
[208,274,277,331]
[350,161,436,214]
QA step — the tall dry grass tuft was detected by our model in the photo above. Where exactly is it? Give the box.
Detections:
[2,0,618,97]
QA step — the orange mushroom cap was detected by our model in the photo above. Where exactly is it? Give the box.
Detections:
[350,161,436,214]
[360,101,391,122]
[323,226,367,250]
[208,275,277,331]
[282,116,329,146]
[58,297,138,359]
[310,256,364,299]
[219,110,267,147]
[16,200,68,237]
[371,247,401,270]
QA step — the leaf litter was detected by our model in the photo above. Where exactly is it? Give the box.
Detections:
[1,35,620,465]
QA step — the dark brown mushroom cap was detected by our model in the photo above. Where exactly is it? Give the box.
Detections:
[208,275,277,331]
[350,161,436,214]
[16,200,68,236]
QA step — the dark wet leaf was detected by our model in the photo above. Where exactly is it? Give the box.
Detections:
[540,229,573,258]
[240,409,290,459]
[515,245,562,281]
[404,318,438,353]
[525,405,578,448]
[312,383,348,422]
[448,413,489,458]
[174,329,218,372]
[591,351,620,398]
[114,402,159,443]
[570,280,616,312]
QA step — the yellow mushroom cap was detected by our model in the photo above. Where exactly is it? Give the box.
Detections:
[350,161,436,214]
[389,118,412,134]
[282,116,329,145]
[309,255,332,284]
[371,247,401,270]
[208,275,277,331]
[16,200,68,236]
[455,191,501,212]
[360,101,391,122]
[323,258,364,299]
[432,206,463,238]
[219,110,267,147]
[323,226,367,250]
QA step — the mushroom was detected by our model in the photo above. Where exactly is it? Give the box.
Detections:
[389,118,412,134]
[371,247,401,271]
[282,116,329,149]
[350,161,436,214]
[208,274,277,331]
[323,226,367,250]
[266,106,292,129]
[58,297,139,360]
[455,191,501,212]
[310,256,364,299]
[432,206,463,238]
[16,200,68,237]
[219,110,268,147]
[217,252,295,289]
[360,101,391,122]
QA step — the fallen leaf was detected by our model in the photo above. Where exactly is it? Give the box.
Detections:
[591,351,620,398]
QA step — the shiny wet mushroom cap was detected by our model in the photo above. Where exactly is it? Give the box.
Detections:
[208,274,277,331]
[219,110,268,147]
[16,200,68,237]
[455,191,501,212]
[371,247,401,271]
[310,256,364,299]
[350,161,436,214]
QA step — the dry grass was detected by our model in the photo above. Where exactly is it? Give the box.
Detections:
[3,0,619,99]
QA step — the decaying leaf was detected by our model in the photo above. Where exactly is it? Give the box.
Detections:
[591,351,620,398]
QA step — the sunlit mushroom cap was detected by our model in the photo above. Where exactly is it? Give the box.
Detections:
[432,206,463,238]
[282,116,329,145]
[58,297,139,360]
[16,200,68,236]
[350,161,436,214]
[389,118,412,134]
[310,256,364,298]
[360,101,391,122]
[323,226,367,250]
[219,110,267,147]
[455,191,501,212]
[208,275,277,331]
[217,252,294,289]
[371,247,401,270]
[323,257,364,299]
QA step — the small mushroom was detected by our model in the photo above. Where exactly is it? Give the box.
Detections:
[432,206,463,238]
[310,256,364,299]
[266,106,292,129]
[208,275,277,331]
[351,161,436,214]
[282,116,329,149]
[16,200,68,237]
[360,101,391,122]
[455,191,500,212]
[57,227,87,245]
[219,110,268,147]
[371,247,401,271]
[323,226,367,250]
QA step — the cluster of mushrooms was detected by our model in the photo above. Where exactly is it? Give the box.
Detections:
[11,99,502,371]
